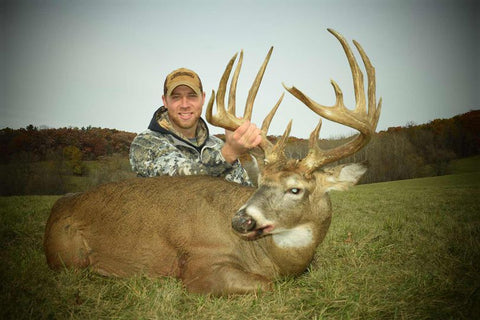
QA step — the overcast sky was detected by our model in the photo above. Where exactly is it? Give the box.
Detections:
[1,0,479,138]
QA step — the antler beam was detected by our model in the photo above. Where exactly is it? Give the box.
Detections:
[283,28,382,174]
[206,47,290,163]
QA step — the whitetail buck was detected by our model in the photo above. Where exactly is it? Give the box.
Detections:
[44,29,381,295]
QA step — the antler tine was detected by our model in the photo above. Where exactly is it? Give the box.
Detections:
[283,29,382,174]
[244,46,274,120]
[329,29,366,115]
[300,120,323,170]
[228,51,243,115]
[206,53,244,132]
[207,47,287,158]
[265,119,292,165]
[353,39,382,126]
[259,92,284,150]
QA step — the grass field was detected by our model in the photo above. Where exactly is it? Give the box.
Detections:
[1,158,479,319]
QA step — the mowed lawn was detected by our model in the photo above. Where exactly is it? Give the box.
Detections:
[1,161,479,319]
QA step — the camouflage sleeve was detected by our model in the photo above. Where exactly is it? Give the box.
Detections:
[129,131,252,186]
[205,136,253,186]
[224,162,253,186]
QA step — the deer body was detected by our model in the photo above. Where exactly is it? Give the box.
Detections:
[44,164,365,295]
[44,29,381,295]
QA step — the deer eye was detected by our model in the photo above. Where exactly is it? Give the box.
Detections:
[287,188,302,195]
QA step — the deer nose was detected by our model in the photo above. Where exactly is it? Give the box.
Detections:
[232,209,256,233]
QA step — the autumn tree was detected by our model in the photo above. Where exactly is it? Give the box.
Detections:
[63,145,85,176]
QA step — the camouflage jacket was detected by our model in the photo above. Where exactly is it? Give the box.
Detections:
[129,107,252,186]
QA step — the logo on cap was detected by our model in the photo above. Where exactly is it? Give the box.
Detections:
[170,71,195,80]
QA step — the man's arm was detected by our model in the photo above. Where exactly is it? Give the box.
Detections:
[129,131,251,184]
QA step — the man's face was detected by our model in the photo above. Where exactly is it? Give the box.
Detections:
[162,85,205,138]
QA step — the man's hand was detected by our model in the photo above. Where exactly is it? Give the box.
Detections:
[221,121,262,164]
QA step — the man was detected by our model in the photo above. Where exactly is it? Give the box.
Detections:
[129,67,262,186]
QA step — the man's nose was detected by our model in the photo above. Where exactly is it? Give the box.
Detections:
[180,96,189,106]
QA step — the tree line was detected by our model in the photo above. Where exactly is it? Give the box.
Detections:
[0,125,136,164]
[0,126,136,195]
[284,110,479,183]
[0,110,478,194]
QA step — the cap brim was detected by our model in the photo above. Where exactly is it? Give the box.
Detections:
[166,81,202,97]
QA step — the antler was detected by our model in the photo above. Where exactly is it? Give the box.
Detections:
[283,28,382,175]
[206,47,291,165]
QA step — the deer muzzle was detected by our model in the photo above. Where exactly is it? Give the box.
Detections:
[231,209,256,234]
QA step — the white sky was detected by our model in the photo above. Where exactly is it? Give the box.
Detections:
[1,0,479,138]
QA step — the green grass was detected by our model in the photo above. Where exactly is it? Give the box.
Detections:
[321,172,480,319]
[1,170,479,319]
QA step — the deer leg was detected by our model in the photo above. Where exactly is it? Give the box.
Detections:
[182,262,272,295]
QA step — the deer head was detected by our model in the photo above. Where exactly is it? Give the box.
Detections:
[206,29,381,244]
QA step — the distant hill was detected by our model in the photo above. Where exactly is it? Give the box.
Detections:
[1,110,478,182]
[0,126,136,163]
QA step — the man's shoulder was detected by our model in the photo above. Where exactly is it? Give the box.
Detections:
[132,129,173,145]
[135,129,168,138]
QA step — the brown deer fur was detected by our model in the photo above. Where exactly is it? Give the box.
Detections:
[44,163,366,295]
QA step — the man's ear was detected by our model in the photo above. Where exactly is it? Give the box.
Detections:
[321,163,368,192]
[162,95,167,106]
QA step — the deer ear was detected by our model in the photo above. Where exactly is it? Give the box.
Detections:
[323,163,368,192]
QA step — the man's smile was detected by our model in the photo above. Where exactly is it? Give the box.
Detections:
[179,112,194,120]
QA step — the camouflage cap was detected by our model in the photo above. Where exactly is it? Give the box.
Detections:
[164,68,203,97]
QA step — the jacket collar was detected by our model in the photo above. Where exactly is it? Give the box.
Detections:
[147,106,210,151]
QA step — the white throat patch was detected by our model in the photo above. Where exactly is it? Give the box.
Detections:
[272,224,314,249]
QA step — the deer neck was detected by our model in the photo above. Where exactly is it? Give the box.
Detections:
[261,223,319,275]
[269,199,333,275]
[272,223,315,249]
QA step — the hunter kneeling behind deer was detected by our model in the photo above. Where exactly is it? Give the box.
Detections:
[44,29,381,296]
